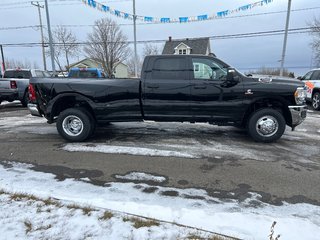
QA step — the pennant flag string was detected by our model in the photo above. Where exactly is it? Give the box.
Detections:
[81,0,274,24]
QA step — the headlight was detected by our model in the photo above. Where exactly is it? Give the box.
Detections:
[294,87,306,105]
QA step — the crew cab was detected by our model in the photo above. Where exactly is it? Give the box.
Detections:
[0,69,50,107]
[28,55,307,143]
[298,69,320,110]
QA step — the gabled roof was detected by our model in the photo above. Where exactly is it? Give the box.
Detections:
[162,37,210,55]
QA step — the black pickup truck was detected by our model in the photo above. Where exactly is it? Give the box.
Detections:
[28,54,307,143]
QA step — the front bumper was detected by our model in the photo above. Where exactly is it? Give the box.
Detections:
[288,105,307,129]
[27,103,42,117]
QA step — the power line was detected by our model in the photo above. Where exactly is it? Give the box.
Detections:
[0,27,315,48]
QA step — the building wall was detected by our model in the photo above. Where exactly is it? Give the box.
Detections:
[114,63,128,78]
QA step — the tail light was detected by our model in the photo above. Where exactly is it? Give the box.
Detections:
[10,80,17,89]
[28,84,36,102]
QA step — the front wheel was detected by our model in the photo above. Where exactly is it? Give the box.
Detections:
[56,108,93,142]
[312,92,320,110]
[247,109,286,143]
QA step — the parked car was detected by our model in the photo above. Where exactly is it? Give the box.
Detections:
[28,54,307,143]
[298,69,320,110]
[0,69,50,107]
[68,68,112,78]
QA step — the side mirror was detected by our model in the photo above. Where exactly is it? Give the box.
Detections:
[226,68,236,82]
[297,76,303,80]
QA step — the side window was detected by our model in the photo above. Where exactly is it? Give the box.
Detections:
[192,58,228,80]
[35,70,44,77]
[311,70,320,80]
[152,58,186,80]
[302,71,313,80]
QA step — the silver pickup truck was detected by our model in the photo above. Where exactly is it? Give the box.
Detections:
[0,69,50,107]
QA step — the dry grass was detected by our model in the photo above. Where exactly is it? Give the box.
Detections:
[99,211,114,221]
[9,193,38,202]
[24,220,33,234]
[123,216,160,229]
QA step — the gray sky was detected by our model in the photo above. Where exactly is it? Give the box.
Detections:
[0,0,319,75]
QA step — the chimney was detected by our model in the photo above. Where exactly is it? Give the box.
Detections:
[169,36,172,42]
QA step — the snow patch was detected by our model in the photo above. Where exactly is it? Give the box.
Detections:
[63,143,196,158]
[115,172,166,183]
[0,162,320,240]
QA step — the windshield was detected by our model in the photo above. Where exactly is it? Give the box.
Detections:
[3,70,32,79]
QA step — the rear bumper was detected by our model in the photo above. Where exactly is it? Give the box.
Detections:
[288,105,307,128]
[0,89,19,101]
[27,103,41,117]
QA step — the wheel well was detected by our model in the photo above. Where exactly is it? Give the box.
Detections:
[312,88,320,97]
[51,96,95,122]
[242,98,291,127]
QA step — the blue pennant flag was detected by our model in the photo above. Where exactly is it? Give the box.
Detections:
[217,10,229,17]
[197,15,208,21]
[88,0,96,8]
[114,10,120,16]
[101,5,109,12]
[161,18,170,23]
[179,17,189,23]
[144,16,153,22]
[124,13,130,19]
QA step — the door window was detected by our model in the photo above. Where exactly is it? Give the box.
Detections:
[152,58,186,80]
[302,71,313,80]
[311,70,320,80]
[192,58,228,80]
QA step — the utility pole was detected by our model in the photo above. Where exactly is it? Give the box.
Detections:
[44,0,56,76]
[0,44,5,73]
[280,0,292,77]
[133,0,138,78]
[31,1,47,71]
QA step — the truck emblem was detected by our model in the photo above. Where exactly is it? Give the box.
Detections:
[245,89,253,95]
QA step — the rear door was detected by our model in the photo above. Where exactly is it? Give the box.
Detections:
[142,56,191,121]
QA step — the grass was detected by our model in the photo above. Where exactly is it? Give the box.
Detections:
[24,220,33,234]
[186,235,231,240]
[123,216,160,229]
[99,211,114,221]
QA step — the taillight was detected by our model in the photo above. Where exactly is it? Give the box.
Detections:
[28,84,36,102]
[10,80,17,89]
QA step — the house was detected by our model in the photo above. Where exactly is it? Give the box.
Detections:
[162,37,211,55]
[68,58,128,78]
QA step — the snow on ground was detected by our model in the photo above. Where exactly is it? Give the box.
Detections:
[1,162,320,240]
[115,172,166,183]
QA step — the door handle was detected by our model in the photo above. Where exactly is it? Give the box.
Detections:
[147,84,159,89]
[193,86,207,89]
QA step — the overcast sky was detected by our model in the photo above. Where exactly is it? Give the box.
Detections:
[0,0,319,75]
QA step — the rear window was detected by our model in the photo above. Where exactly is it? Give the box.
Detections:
[4,70,32,79]
[152,58,187,80]
[69,70,98,78]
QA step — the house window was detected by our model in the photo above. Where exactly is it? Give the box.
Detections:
[179,49,187,55]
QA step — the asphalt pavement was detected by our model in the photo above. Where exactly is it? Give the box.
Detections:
[1,101,319,206]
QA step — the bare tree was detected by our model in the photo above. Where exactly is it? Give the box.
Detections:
[45,25,80,72]
[5,58,40,69]
[126,43,161,77]
[142,43,160,57]
[309,17,320,67]
[247,67,294,78]
[84,18,129,77]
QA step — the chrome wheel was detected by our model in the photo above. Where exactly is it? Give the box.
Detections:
[312,93,320,110]
[256,115,279,137]
[62,115,84,136]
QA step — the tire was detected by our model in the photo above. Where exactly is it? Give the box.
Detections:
[78,107,96,136]
[56,108,93,142]
[312,92,320,110]
[247,108,286,143]
[21,90,29,107]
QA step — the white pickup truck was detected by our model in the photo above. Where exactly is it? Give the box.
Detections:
[299,68,320,110]
[0,69,50,107]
